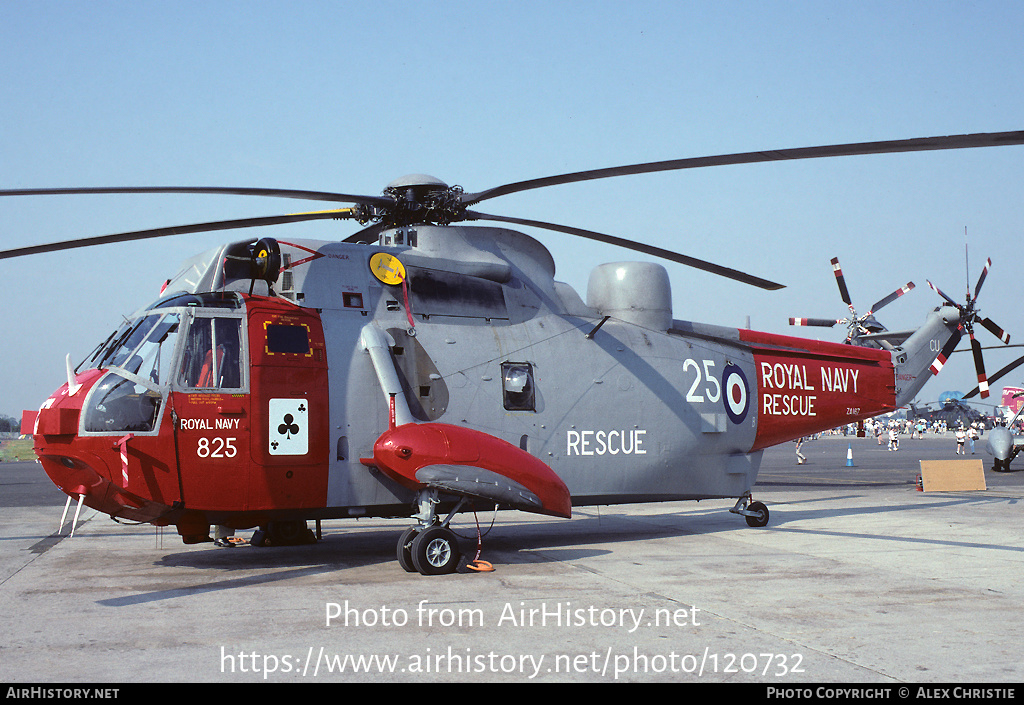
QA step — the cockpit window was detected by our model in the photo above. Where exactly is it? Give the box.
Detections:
[84,313,180,383]
[178,316,243,389]
[129,315,181,385]
[83,374,163,433]
[80,292,244,382]
[79,297,246,434]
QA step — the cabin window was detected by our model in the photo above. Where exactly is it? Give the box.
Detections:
[265,323,311,355]
[502,362,536,411]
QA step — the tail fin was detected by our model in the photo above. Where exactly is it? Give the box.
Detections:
[851,305,963,407]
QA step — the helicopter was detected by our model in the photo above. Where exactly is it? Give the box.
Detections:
[976,386,1024,472]
[987,399,1024,472]
[907,393,992,430]
[789,256,915,343]
[3,131,1022,575]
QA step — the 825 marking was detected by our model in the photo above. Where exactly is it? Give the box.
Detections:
[197,437,237,458]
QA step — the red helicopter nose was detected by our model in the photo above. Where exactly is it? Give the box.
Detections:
[28,369,176,531]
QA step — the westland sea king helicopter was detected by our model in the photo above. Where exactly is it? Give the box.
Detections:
[3,131,1022,575]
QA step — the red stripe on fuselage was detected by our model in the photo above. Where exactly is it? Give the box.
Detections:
[738,330,897,451]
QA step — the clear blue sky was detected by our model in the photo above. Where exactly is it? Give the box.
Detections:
[2,1,1023,416]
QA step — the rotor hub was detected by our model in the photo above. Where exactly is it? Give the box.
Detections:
[385,174,449,191]
[381,174,464,227]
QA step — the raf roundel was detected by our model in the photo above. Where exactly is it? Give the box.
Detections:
[722,364,750,424]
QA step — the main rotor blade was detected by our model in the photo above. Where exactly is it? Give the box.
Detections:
[970,330,990,398]
[830,257,852,306]
[869,282,915,315]
[929,329,962,376]
[789,318,840,327]
[974,257,992,300]
[0,186,393,208]
[464,209,784,290]
[926,280,959,307]
[979,317,1011,345]
[0,210,356,260]
[963,353,1024,399]
[461,131,1024,206]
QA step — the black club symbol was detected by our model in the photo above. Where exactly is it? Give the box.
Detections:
[278,414,300,439]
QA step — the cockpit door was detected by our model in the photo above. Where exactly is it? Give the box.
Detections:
[169,309,251,511]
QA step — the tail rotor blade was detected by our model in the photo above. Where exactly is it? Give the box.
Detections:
[869,282,915,315]
[789,318,840,327]
[979,317,1011,345]
[929,329,962,376]
[831,257,852,306]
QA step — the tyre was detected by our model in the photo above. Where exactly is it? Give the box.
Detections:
[396,527,419,573]
[411,526,461,575]
[745,501,769,528]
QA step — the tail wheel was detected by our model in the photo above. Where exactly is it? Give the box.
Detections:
[745,501,770,528]
[411,526,461,575]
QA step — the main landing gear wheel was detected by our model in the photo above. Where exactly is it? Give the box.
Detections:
[396,527,419,573]
[410,525,461,575]
[398,490,465,575]
[744,501,769,527]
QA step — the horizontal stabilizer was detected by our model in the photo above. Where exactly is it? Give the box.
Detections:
[854,329,915,346]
